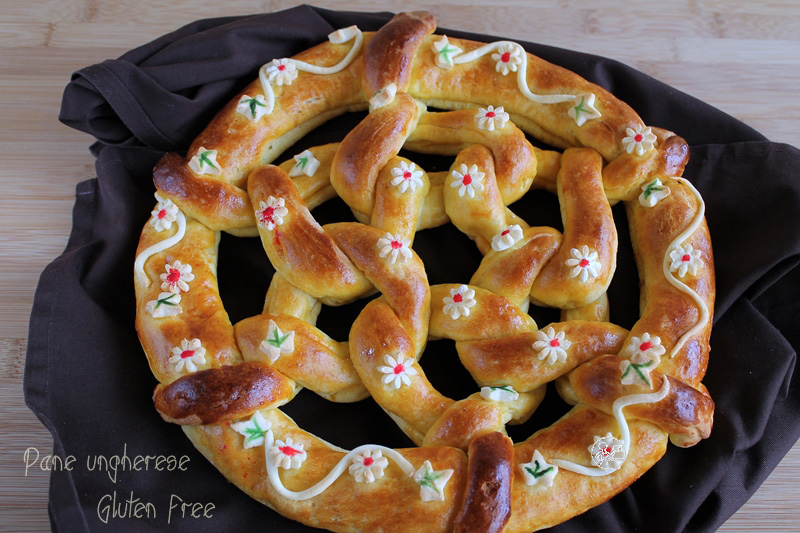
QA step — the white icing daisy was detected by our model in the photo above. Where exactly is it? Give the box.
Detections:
[376,233,412,264]
[565,245,601,282]
[236,94,269,122]
[520,450,558,487]
[349,449,389,483]
[432,35,462,68]
[188,147,221,175]
[480,385,519,402]
[231,411,272,449]
[474,105,510,131]
[259,319,295,364]
[390,161,424,193]
[491,224,523,251]
[288,149,320,178]
[450,163,486,198]
[266,58,298,86]
[568,93,601,126]
[533,326,572,365]
[169,338,207,374]
[624,332,667,361]
[145,291,182,318]
[589,433,626,471]
[369,83,397,111]
[269,437,307,469]
[160,260,194,294]
[638,178,671,207]
[442,284,477,320]
[378,354,418,389]
[150,193,179,232]
[669,243,703,278]
[622,124,658,156]
[491,43,523,76]
[257,197,288,230]
[413,460,454,501]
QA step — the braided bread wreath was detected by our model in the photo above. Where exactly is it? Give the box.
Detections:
[133,11,715,532]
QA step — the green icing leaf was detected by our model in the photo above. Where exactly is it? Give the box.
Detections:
[417,468,445,490]
[525,460,554,479]
[266,327,291,349]
[295,155,309,169]
[643,180,664,199]
[621,360,655,386]
[199,151,217,170]
[155,294,178,309]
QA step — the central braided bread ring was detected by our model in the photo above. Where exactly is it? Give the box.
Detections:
[134,12,715,532]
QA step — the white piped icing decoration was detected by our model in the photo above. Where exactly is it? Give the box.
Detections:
[533,326,572,365]
[474,105,509,131]
[134,210,187,287]
[236,94,269,122]
[377,233,412,264]
[624,332,666,360]
[390,161,424,193]
[266,58,298,86]
[160,260,194,294]
[413,460,454,501]
[662,178,711,358]
[491,225,523,252]
[639,178,671,207]
[550,379,670,476]
[369,83,397,112]
[169,338,206,374]
[188,147,221,175]
[622,124,658,156]
[150,193,179,232]
[257,196,288,230]
[432,36,463,69]
[669,243,703,278]
[480,385,519,402]
[588,433,626,471]
[520,450,558,487]
[231,411,272,449]
[450,163,485,198]
[270,437,307,469]
[566,245,602,282]
[621,332,665,388]
[258,26,363,117]
[492,43,523,76]
[443,284,476,320]
[433,39,600,125]
[288,150,320,178]
[259,319,295,364]
[145,292,182,318]
[378,354,418,389]
[349,449,389,483]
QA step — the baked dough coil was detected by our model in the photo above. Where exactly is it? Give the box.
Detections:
[134,11,715,532]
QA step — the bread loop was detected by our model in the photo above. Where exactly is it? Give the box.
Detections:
[134,11,716,532]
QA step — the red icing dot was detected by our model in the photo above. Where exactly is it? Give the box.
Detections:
[393,364,405,375]
[579,258,590,267]
[277,64,286,71]
[403,171,412,180]
[682,254,691,262]
[501,229,510,236]
[363,457,374,467]
[391,240,402,250]
[280,446,301,457]
[462,174,472,185]
[166,268,181,283]
[486,111,496,118]
[180,350,194,359]
[157,209,167,219]
[640,341,654,352]
[453,293,463,303]
[501,52,511,63]
[634,134,643,142]
[260,207,275,225]
[602,446,612,456]
[550,339,560,348]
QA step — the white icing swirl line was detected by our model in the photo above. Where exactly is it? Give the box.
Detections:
[258,26,363,117]
[549,379,670,476]
[661,177,710,358]
[263,429,415,501]
[134,210,187,287]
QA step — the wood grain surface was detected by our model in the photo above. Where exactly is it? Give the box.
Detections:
[2,0,798,531]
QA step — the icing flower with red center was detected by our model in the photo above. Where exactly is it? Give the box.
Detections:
[145,291,182,318]
[520,450,558,487]
[443,284,477,320]
[348,450,389,483]
[565,245,601,282]
[257,196,288,230]
[624,332,666,362]
[533,326,572,365]
[450,163,486,198]
[269,437,307,469]
[474,105,510,131]
[432,35,463,69]
[491,43,523,76]
[390,161,424,193]
[377,233,412,264]
[231,411,271,449]
[491,224,524,251]
[669,243,703,278]
[266,58,298,86]
[160,260,194,294]
[188,147,220,175]
[288,149,320,178]
[169,338,206,374]
[150,193,179,232]
[378,354,418,389]
[622,124,658,156]
[413,460,454,501]
[589,433,626,471]
[236,94,269,122]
